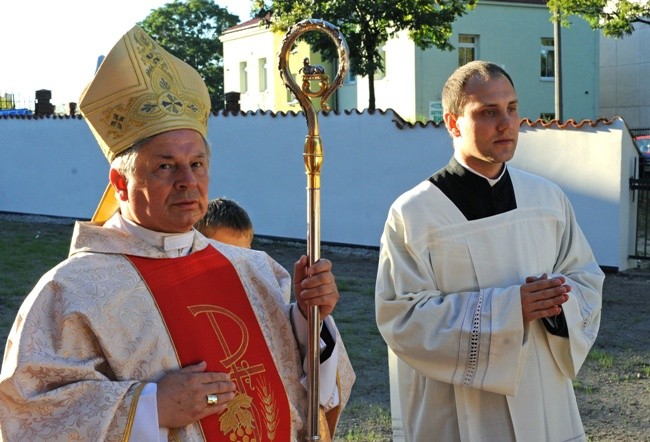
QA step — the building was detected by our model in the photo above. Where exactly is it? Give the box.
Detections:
[220,15,336,113]
[220,1,600,122]
[599,21,650,131]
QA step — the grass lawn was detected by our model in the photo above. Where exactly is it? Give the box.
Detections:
[0,218,73,342]
[2,215,648,440]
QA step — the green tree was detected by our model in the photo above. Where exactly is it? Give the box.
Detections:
[548,0,650,37]
[253,0,476,111]
[139,0,240,112]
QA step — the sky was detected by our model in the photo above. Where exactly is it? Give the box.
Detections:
[0,0,253,112]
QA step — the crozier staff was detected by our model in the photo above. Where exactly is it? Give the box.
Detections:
[0,25,354,441]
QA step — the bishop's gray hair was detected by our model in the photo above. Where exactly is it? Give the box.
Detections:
[111,133,211,178]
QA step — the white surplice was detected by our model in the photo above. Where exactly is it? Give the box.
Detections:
[376,167,603,441]
[0,214,354,441]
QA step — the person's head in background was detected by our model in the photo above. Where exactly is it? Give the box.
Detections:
[195,198,254,248]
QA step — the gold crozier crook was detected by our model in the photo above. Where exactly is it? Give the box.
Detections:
[278,18,349,441]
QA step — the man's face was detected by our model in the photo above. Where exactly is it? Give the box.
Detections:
[445,74,520,178]
[114,129,210,233]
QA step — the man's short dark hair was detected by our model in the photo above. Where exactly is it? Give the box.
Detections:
[194,198,253,236]
[442,61,515,116]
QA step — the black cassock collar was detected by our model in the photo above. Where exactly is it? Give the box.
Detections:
[429,158,568,337]
[429,157,517,221]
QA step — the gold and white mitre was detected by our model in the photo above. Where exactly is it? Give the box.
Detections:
[78,25,211,222]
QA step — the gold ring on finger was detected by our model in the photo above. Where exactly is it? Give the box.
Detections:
[206,393,218,406]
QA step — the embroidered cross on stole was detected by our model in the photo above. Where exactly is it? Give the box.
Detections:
[127,245,291,441]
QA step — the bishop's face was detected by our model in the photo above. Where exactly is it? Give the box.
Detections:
[113,129,210,233]
[445,74,520,179]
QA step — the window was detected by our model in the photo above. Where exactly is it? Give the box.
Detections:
[239,62,248,93]
[286,74,298,104]
[375,48,386,81]
[258,58,267,92]
[429,101,443,124]
[540,112,555,122]
[458,35,478,66]
[540,38,554,80]
[344,66,356,85]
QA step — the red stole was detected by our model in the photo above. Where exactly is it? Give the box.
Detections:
[127,245,291,441]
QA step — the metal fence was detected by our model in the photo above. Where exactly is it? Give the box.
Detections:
[0,92,79,116]
[630,176,650,260]
[1,93,35,112]
[630,128,650,259]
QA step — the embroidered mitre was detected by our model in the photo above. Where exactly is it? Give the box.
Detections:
[78,25,211,222]
[79,25,210,162]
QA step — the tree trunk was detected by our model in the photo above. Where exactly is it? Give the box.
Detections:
[368,72,376,111]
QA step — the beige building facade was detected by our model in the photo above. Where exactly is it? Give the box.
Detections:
[220,1,600,122]
[220,17,334,113]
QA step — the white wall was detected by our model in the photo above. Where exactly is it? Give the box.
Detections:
[0,117,108,218]
[512,120,637,271]
[0,113,639,271]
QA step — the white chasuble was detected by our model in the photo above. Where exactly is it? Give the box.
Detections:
[376,167,603,442]
[0,218,354,441]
